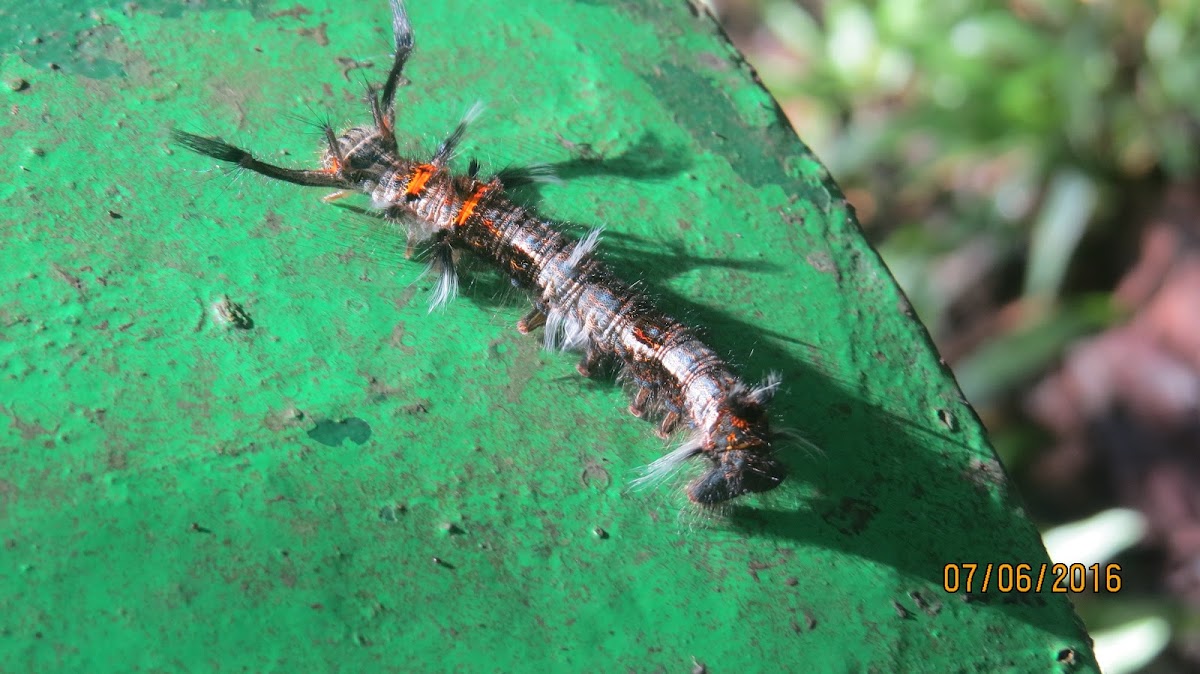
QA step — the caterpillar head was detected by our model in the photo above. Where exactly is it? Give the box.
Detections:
[687,374,786,505]
[687,446,786,504]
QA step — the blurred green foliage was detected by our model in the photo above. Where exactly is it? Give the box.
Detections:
[737,0,1200,401]
[758,0,1200,181]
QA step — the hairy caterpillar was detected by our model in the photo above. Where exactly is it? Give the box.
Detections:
[172,0,788,504]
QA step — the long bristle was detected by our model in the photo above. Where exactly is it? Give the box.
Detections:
[170,129,249,164]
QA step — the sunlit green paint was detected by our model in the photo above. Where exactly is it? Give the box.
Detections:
[0,1,1096,671]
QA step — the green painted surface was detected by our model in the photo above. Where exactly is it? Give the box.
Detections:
[0,0,1097,672]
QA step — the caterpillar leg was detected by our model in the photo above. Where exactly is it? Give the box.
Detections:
[655,411,680,439]
[629,387,650,418]
[517,307,547,334]
[404,233,418,260]
[576,346,603,377]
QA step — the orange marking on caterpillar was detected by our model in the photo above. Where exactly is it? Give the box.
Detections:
[405,163,436,197]
[454,182,493,227]
[632,326,659,347]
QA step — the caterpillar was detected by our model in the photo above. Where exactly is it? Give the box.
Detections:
[172,0,788,505]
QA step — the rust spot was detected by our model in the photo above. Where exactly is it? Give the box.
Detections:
[269,4,312,20]
[0,406,54,440]
[296,22,329,46]
[336,56,373,81]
